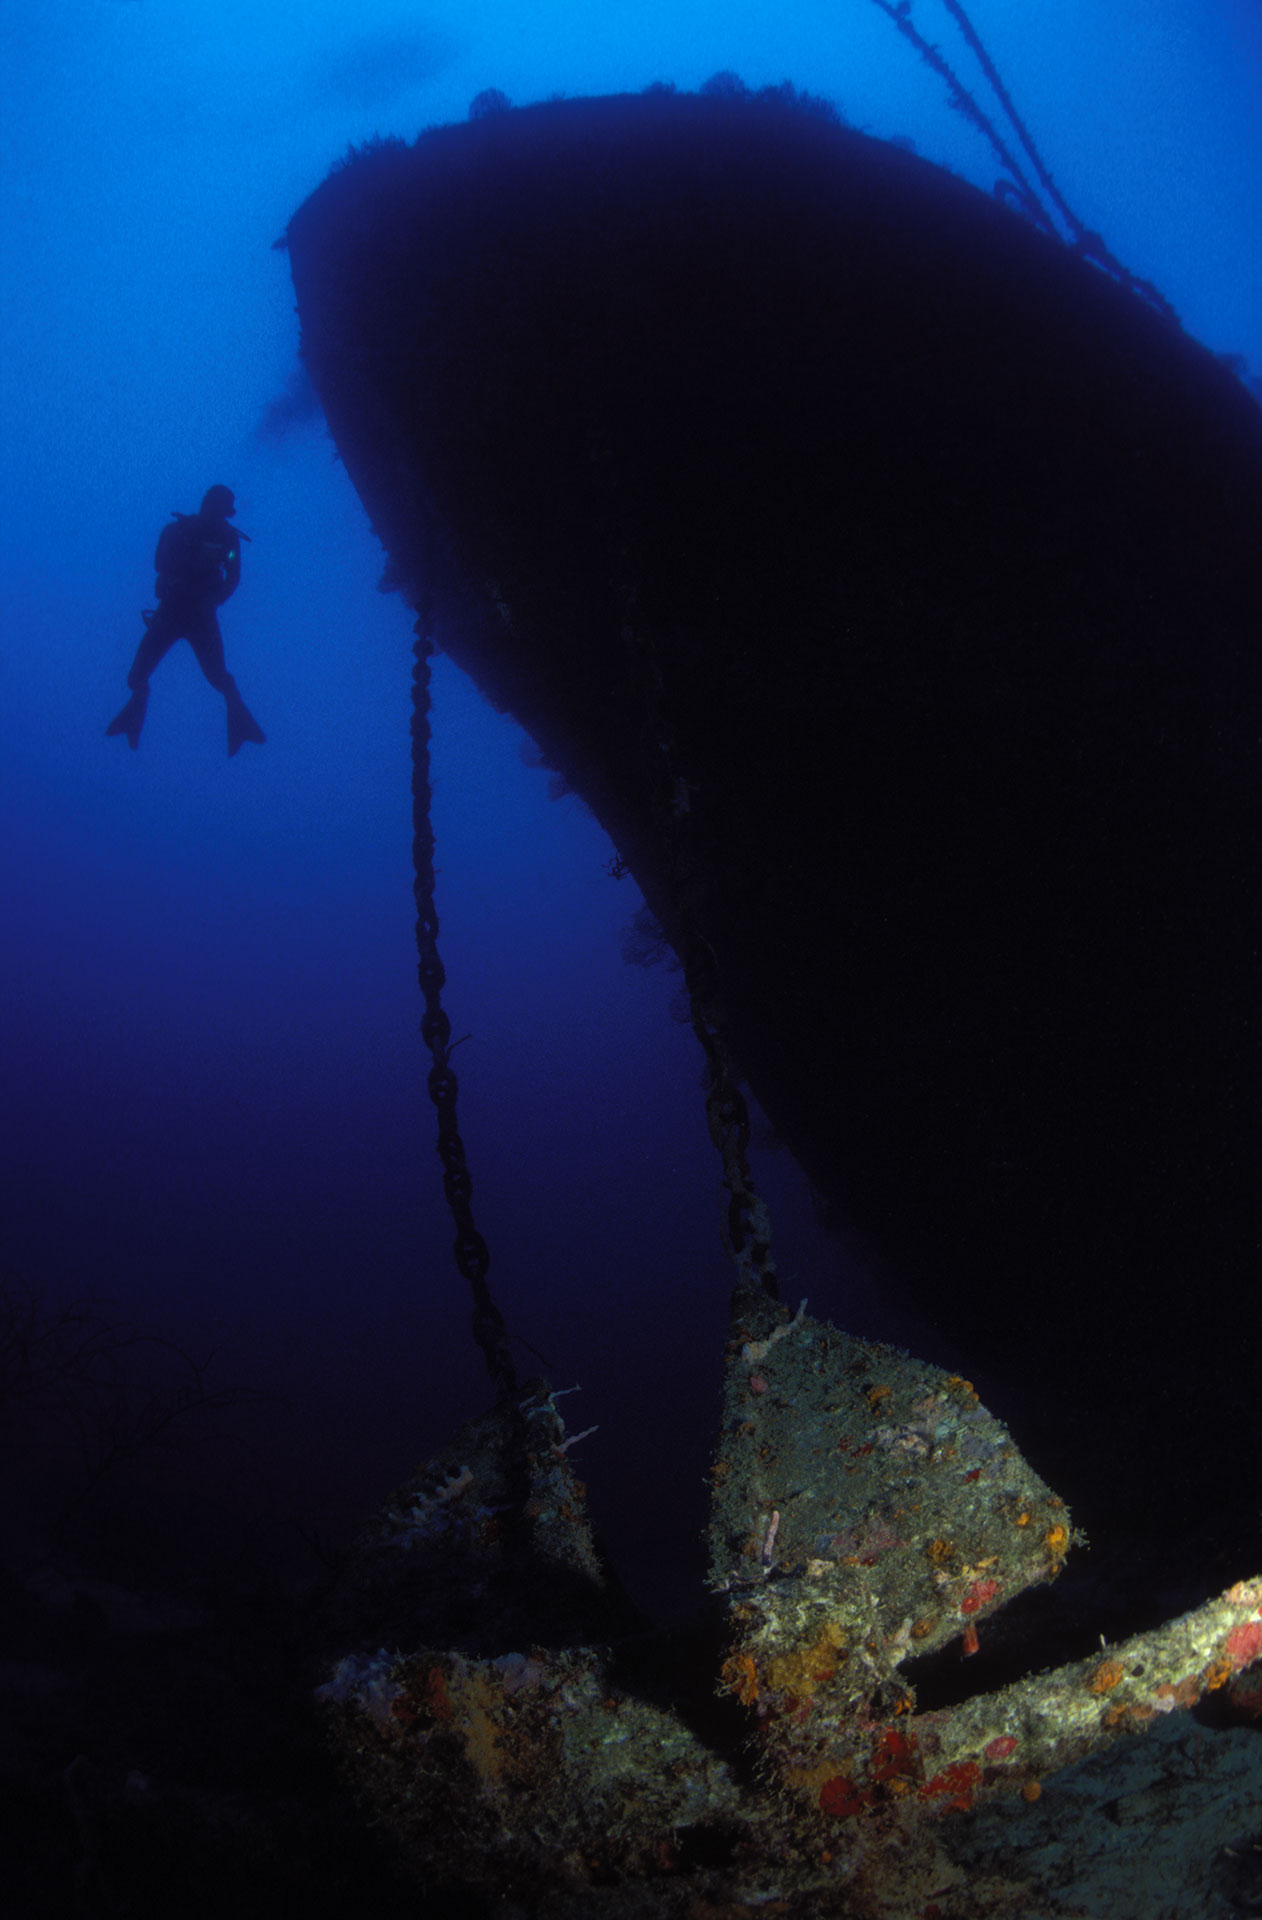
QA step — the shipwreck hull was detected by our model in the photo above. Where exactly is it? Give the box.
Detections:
[286,91,1262,1572]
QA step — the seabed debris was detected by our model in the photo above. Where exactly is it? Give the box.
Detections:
[319,1292,1262,1916]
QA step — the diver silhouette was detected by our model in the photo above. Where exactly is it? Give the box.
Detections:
[106,484,266,756]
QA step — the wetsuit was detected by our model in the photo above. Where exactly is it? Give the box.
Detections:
[107,509,264,754]
[129,512,242,695]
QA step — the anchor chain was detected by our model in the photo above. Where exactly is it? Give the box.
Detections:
[411,616,518,1401]
[608,523,779,1301]
[865,0,1176,318]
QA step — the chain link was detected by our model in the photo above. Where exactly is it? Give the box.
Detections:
[411,619,519,1401]
[610,534,779,1300]
[409,489,776,1325]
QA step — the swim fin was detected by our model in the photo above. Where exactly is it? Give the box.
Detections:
[225,683,266,757]
[105,685,148,750]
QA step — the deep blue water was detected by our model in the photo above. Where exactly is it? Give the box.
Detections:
[2,0,1259,1619]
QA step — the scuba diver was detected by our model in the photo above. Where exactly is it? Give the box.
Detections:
[106,485,266,756]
